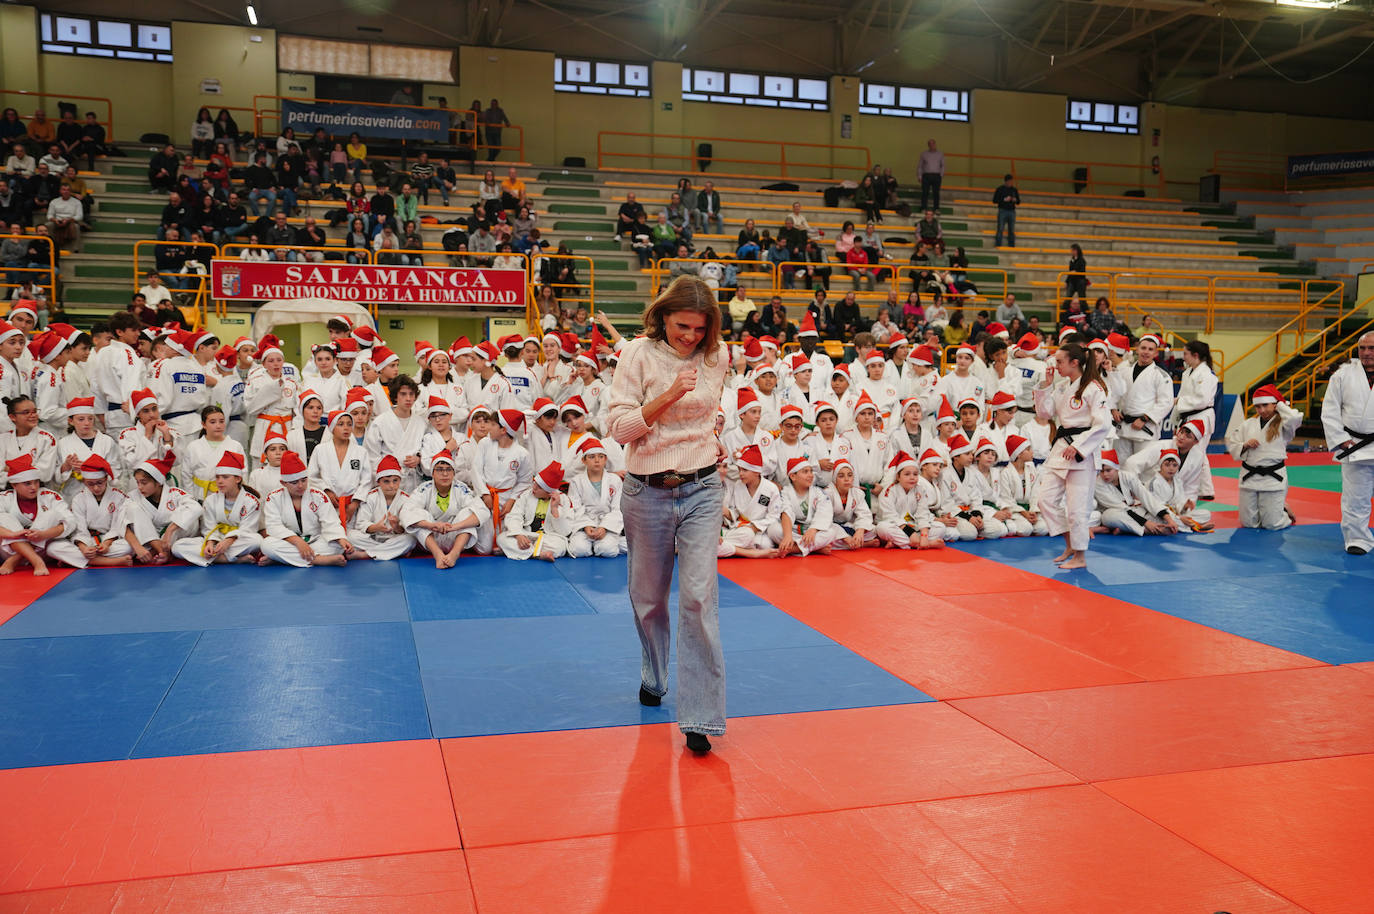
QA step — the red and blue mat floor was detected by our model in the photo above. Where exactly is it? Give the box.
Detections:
[2,453,1371,912]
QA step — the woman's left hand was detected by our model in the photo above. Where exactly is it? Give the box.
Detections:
[714,439,729,468]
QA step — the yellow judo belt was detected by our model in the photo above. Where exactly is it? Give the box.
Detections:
[192,476,219,499]
[201,522,238,556]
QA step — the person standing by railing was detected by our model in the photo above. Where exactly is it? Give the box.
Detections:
[1322,331,1374,556]
[483,99,510,162]
[918,139,944,212]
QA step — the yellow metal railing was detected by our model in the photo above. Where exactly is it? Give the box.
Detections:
[1240,293,1374,412]
[132,240,219,329]
[0,232,57,300]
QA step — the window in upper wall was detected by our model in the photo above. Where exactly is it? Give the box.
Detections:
[858,82,969,121]
[682,67,828,110]
[39,12,172,62]
[1066,99,1139,134]
[279,36,455,83]
[555,57,651,97]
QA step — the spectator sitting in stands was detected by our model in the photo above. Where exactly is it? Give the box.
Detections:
[515,225,545,258]
[834,219,858,263]
[909,241,936,290]
[736,218,761,260]
[469,221,497,265]
[666,192,693,248]
[790,201,820,242]
[77,112,106,171]
[917,209,942,245]
[694,181,722,234]
[38,144,68,175]
[832,291,863,340]
[59,167,93,227]
[264,211,298,259]
[138,270,173,309]
[155,228,190,287]
[159,190,192,241]
[1062,294,1088,331]
[500,167,527,211]
[616,192,645,240]
[779,215,807,254]
[275,150,302,215]
[762,296,795,344]
[148,143,179,193]
[244,154,280,217]
[861,221,892,281]
[297,217,328,263]
[1,223,26,280]
[543,242,579,297]
[476,169,503,223]
[871,306,899,345]
[845,243,876,291]
[944,309,968,345]
[945,246,978,297]
[345,132,367,183]
[903,290,924,326]
[651,211,678,260]
[191,108,215,158]
[7,142,36,178]
[0,110,25,146]
[21,165,57,228]
[969,310,990,341]
[193,193,221,243]
[511,205,536,245]
[345,217,370,264]
[217,192,249,245]
[410,152,446,206]
[45,183,82,254]
[373,223,403,265]
[238,234,269,261]
[402,220,426,266]
[767,236,795,288]
[995,292,1024,326]
[801,240,831,291]
[727,285,757,334]
[666,242,697,279]
[854,173,881,224]
[213,109,240,159]
[900,313,920,339]
[925,288,949,329]
[1089,296,1115,339]
[23,110,55,149]
[434,158,457,203]
[249,139,275,169]
[173,174,201,211]
[492,241,522,272]
[396,182,420,228]
[880,167,899,209]
[741,309,766,339]
[369,184,397,236]
[629,219,653,269]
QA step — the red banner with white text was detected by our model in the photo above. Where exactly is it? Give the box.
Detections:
[210,260,526,308]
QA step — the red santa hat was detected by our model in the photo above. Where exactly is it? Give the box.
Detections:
[988,390,1016,411]
[886,333,908,350]
[214,344,238,372]
[1005,434,1031,462]
[79,454,114,479]
[375,454,403,479]
[370,345,399,370]
[899,396,922,417]
[956,342,976,356]
[1015,333,1042,356]
[1251,384,1282,405]
[255,335,283,361]
[736,386,760,416]
[887,450,918,475]
[742,337,764,363]
[909,344,936,367]
[1099,448,1119,469]
[831,363,851,380]
[279,450,308,482]
[334,339,359,359]
[430,449,456,469]
[130,388,158,416]
[297,388,324,412]
[498,333,523,353]
[852,390,878,415]
[919,447,945,467]
[322,409,352,432]
[262,427,288,450]
[752,362,778,379]
[449,335,474,358]
[530,396,558,417]
[736,444,765,474]
[1140,333,1163,349]
[560,395,588,417]
[863,349,886,366]
[946,433,973,457]
[467,404,494,424]
[30,330,67,364]
[185,329,216,352]
[1178,418,1207,442]
[785,455,811,477]
[425,395,453,416]
[497,408,525,437]
[974,436,998,457]
[232,336,256,351]
[522,333,542,348]
[1058,325,1077,342]
[788,352,812,373]
[65,396,96,416]
[1159,446,1180,464]
[574,349,599,370]
[779,403,804,423]
[798,311,820,337]
[346,387,372,412]
[830,456,854,475]
[759,335,779,352]
[136,449,177,485]
[47,323,79,345]
[214,450,247,477]
[473,341,500,364]
[987,322,1009,339]
[813,399,838,419]
[934,396,957,427]
[330,314,355,330]
[589,327,610,355]
[4,453,40,484]
[351,325,381,348]
[559,332,580,358]
[8,300,38,319]
[957,396,981,413]
[413,340,436,364]
[1106,332,1130,355]
[0,319,22,345]
[1088,338,1108,354]
[577,437,607,459]
[535,460,565,493]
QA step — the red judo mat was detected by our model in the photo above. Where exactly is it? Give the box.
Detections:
[1,474,1369,911]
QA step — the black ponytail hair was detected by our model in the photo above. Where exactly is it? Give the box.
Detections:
[1059,342,1106,399]
[1185,339,1214,371]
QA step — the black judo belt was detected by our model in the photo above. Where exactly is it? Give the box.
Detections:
[1177,407,1209,422]
[1053,425,1090,463]
[1119,414,1154,435]
[1334,427,1374,461]
[1241,462,1285,483]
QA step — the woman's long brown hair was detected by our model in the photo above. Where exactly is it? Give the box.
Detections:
[642,275,721,364]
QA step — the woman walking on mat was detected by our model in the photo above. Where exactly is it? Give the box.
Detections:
[1034,342,1111,570]
[607,275,730,754]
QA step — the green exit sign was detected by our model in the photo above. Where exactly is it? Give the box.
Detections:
[389,319,405,330]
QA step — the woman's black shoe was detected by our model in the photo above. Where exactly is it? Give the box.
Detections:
[685,732,712,754]
[638,686,661,707]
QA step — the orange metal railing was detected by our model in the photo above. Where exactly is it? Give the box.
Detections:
[0,232,57,300]
[649,256,775,297]
[940,152,1165,197]
[253,96,525,162]
[132,240,221,327]
[1208,150,1286,192]
[598,132,872,181]
[0,90,114,144]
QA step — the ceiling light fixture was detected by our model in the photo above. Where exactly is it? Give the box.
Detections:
[246,4,257,25]
[1274,0,1349,8]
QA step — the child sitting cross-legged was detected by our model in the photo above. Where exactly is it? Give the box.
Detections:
[875,450,945,550]
[170,450,263,565]
[826,457,877,550]
[0,454,86,573]
[567,437,625,558]
[69,455,134,566]
[775,457,838,557]
[347,455,418,561]
[405,449,489,568]
[498,460,577,561]
[116,450,202,565]
[718,444,782,558]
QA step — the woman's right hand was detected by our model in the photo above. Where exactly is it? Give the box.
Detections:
[668,368,698,400]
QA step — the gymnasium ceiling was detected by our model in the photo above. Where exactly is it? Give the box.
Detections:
[32,0,1374,117]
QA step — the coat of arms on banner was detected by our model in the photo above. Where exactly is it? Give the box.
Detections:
[218,265,241,298]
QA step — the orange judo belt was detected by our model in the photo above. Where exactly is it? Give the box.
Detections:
[259,414,293,442]
[487,485,510,533]
[336,494,352,527]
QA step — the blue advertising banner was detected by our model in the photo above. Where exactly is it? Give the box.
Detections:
[1286,150,1374,180]
[281,99,448,142]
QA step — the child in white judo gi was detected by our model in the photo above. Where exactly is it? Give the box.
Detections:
[1226,383,1303,530]
[775,456,838,556]
[69,455,133,566]
[171,449,263,565]
[258,450,358,566]
[405,449,490,567]
[498,460,577,560]
[348,454,418,560]
[0,453,86,573]
[719,444,782,558]
[567,437,625,558]
[117,450,202,565]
